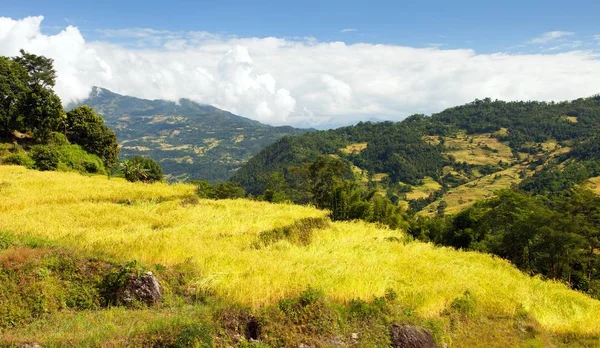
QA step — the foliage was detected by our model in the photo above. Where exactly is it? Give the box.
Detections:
[0,56,28,136]
[419,187,600,296]
[13,49,57,89]
[30,145,59,171]
[99,260,144,307]
[0,51,118,173]
[66,105,119,168]
[121,156,163,183]
[29,144,105,174]
[195,180,246,199]
[3,152,34,168]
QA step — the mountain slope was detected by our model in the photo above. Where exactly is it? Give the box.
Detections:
[69,87,310,181]
[1,166,599,346]
[233,96,600,213]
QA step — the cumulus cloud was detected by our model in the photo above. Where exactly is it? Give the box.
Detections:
[1,16,600,128]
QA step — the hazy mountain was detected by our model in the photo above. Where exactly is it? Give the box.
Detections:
[70,87,310,181]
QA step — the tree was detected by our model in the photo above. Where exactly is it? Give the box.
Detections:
[0,50,64,142]
[14,49,56,89]
[0,56,28,137]
[19,85,65,142]
[66,106,119,168]
[121,156,163,183]
[211,182,246,199]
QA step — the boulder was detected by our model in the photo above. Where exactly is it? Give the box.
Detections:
[117,271,163,306]
[389,323,436,348]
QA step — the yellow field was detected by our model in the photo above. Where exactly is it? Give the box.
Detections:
[443,133,513,165]
[339,142,368,155]
[422,165,526,215]
[405,176,442,200]
[587,177,600,195]
[1,165,600,335]
[565,116,579,123]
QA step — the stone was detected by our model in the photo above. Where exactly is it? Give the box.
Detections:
[117,271,163,306]
[389,323,436,348]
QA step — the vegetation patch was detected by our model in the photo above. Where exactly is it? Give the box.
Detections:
[340,142,368,155]
[443,133,513,166]
[253,217,329,248]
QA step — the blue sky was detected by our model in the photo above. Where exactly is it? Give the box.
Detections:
[3,0,600,53]
[1,1,599,127]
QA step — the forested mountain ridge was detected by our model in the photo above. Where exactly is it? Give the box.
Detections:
[69,87,310,181]
[233,96,600,213]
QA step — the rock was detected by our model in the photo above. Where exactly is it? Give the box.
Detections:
[20,343,41,348]
[351,332,359,340]
[389,323,436,348]
[328,336,346,346]
[117,271,163,306]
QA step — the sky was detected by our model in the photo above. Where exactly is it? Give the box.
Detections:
[1,0,600,128]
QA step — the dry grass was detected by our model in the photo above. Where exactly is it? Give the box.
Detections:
[586,177,600,195]
[405,177,442,200]
[339,142,368,155]
[1,165,599,335]
[443,133,513,165]
[422,165,527,215]
[565,116,579,123]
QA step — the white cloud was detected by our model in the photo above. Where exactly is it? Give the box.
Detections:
[529,31,574,44]
[340,28,357,33]
[1,16,600,128]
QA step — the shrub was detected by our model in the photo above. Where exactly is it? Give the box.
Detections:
[48,131,70,145]
[53,144,106,174]
[212,181,246,199]
[30,145,59,171]
[3,153,34,167]
[449,290,477,318]
[122,156,163,183]
[99,260,144,307]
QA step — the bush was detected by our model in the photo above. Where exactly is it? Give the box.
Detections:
[122,156,163,183]
[30,145,59,171]
[48,132,70,145]
[449,290,477,318]
[54,144,106,174]
[196,181,246,199]
[3,153,34,167]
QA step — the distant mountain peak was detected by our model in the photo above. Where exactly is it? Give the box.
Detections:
[72,88,310,182]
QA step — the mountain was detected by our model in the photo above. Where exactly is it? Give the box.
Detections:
[69,87,310,181]
[232,96,600,213]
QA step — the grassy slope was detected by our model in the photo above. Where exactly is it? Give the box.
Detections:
[1,166,600,345]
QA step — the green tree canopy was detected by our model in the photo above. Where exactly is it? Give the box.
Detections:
[66,106,119,168]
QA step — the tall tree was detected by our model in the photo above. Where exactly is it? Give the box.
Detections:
[14,49,56,89]
[0,56,28,137]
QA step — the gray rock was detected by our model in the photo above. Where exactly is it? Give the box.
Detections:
[117,271,163,306]
[389,323,436,348]
[20,343,41,348]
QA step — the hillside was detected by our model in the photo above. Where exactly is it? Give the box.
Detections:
[69,87,310,181]
[1,166,600,346]
[233,96,600,214]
